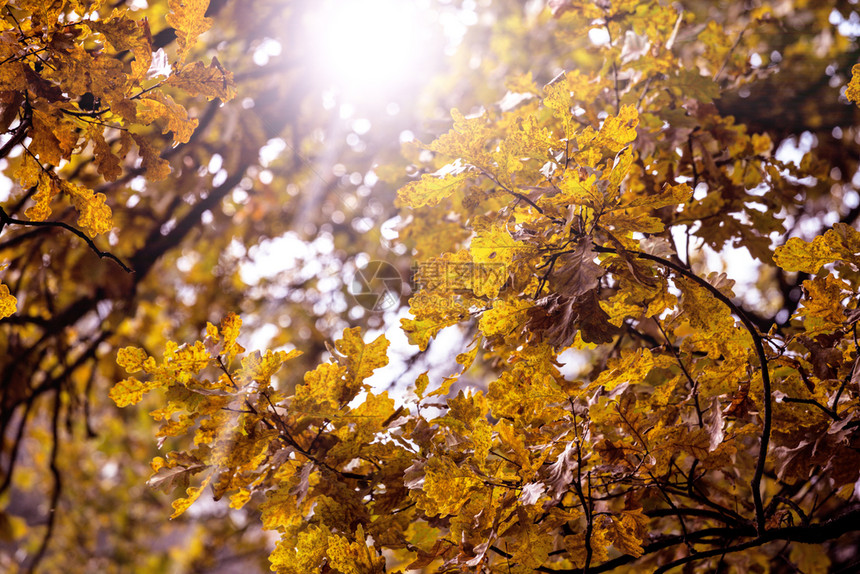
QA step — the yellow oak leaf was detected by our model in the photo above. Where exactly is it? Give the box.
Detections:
[479,298,531,337]
[166,0,213,63]
[774,223,860,274]
[676,275,735,332]
[88,12,153,82]
[601,210,665,234]
[401,316,446,351]
[62,180,113,237]
[413,249,475,292]
[503,112,559,161]
[0,282,17,319]
[167,58,237,101]
[795,275,851,334]
[109,376,161,407]
[117,346,150,373]
[563,527,610,567]
[606,509,648,558]
[543,78,576,137]
[438,389,488,430]
[397,171,472,208]
[752,133,773,155]
[332,327,389,399]
[622,182,692,210]
[419,457,483,517]
[14,152,41,189]
[239,349,301,384]
[170,474,212,519]
[774,236,840,274]
[554,170,602,209]
[401,291,472,350]
[592,105,639,152]
[24,174,59,223]
[607,145,636,191]
[294,362,347,414]
[228,488,251,510]
[89,126,123,182]
[601,289,643,327]
[136,91,198,144]
[471,218,518,265]
[509,521,552,573]
[414,372,430,398]
[425,375,457,398]
[29,108,77,165]
[326,525,386,574]
[205,321,219,341]
[470,221,518,297]
[132,133,172,180]
[0,56,26,92]
[587,348,654,392]
[455,343,479,372]
[170,340,212,374]
[347,391,396,435]
[847,63,860,106]
[219,312,242,357]
[14,0,65,26]
[429,108,493,168]
[259,475,305,530]
[270,527,329,574]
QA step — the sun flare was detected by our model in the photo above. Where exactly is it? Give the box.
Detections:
[305,0,441,101]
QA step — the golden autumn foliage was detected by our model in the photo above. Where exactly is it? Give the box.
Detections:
[2,0,860,573]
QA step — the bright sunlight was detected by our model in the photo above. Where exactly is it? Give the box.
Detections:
[303,0,444,101]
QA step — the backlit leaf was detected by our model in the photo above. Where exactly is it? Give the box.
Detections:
[170,474,212,519]
[332,327,390,400]
[62,180,113,237]
[89,126,123,182]
[166,0,213,63]
[136,91,199,144]
[847,63,860,105]
[132,133,172,180]
[774,223,860,273]
[0,282,17,319]
[24,174,59,223]
[109,376,159,407]
[397,171,472,208]
[167,58,237,101]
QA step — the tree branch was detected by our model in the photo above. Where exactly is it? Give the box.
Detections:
[25,389,63,574]
[554,507,860,573]
[0,206,132,273]
[593,244,773,534]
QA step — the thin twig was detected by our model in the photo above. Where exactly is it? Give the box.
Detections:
[713,28,746,82]
[781,397,838,421]
[26,390,63,574]
[654,318,704,427]
[0,206,133,273]
[476,166,549,216]
[832,323,858,413]
[571,410,593,574]
[0,109,31,162]
[653,537,762,574]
